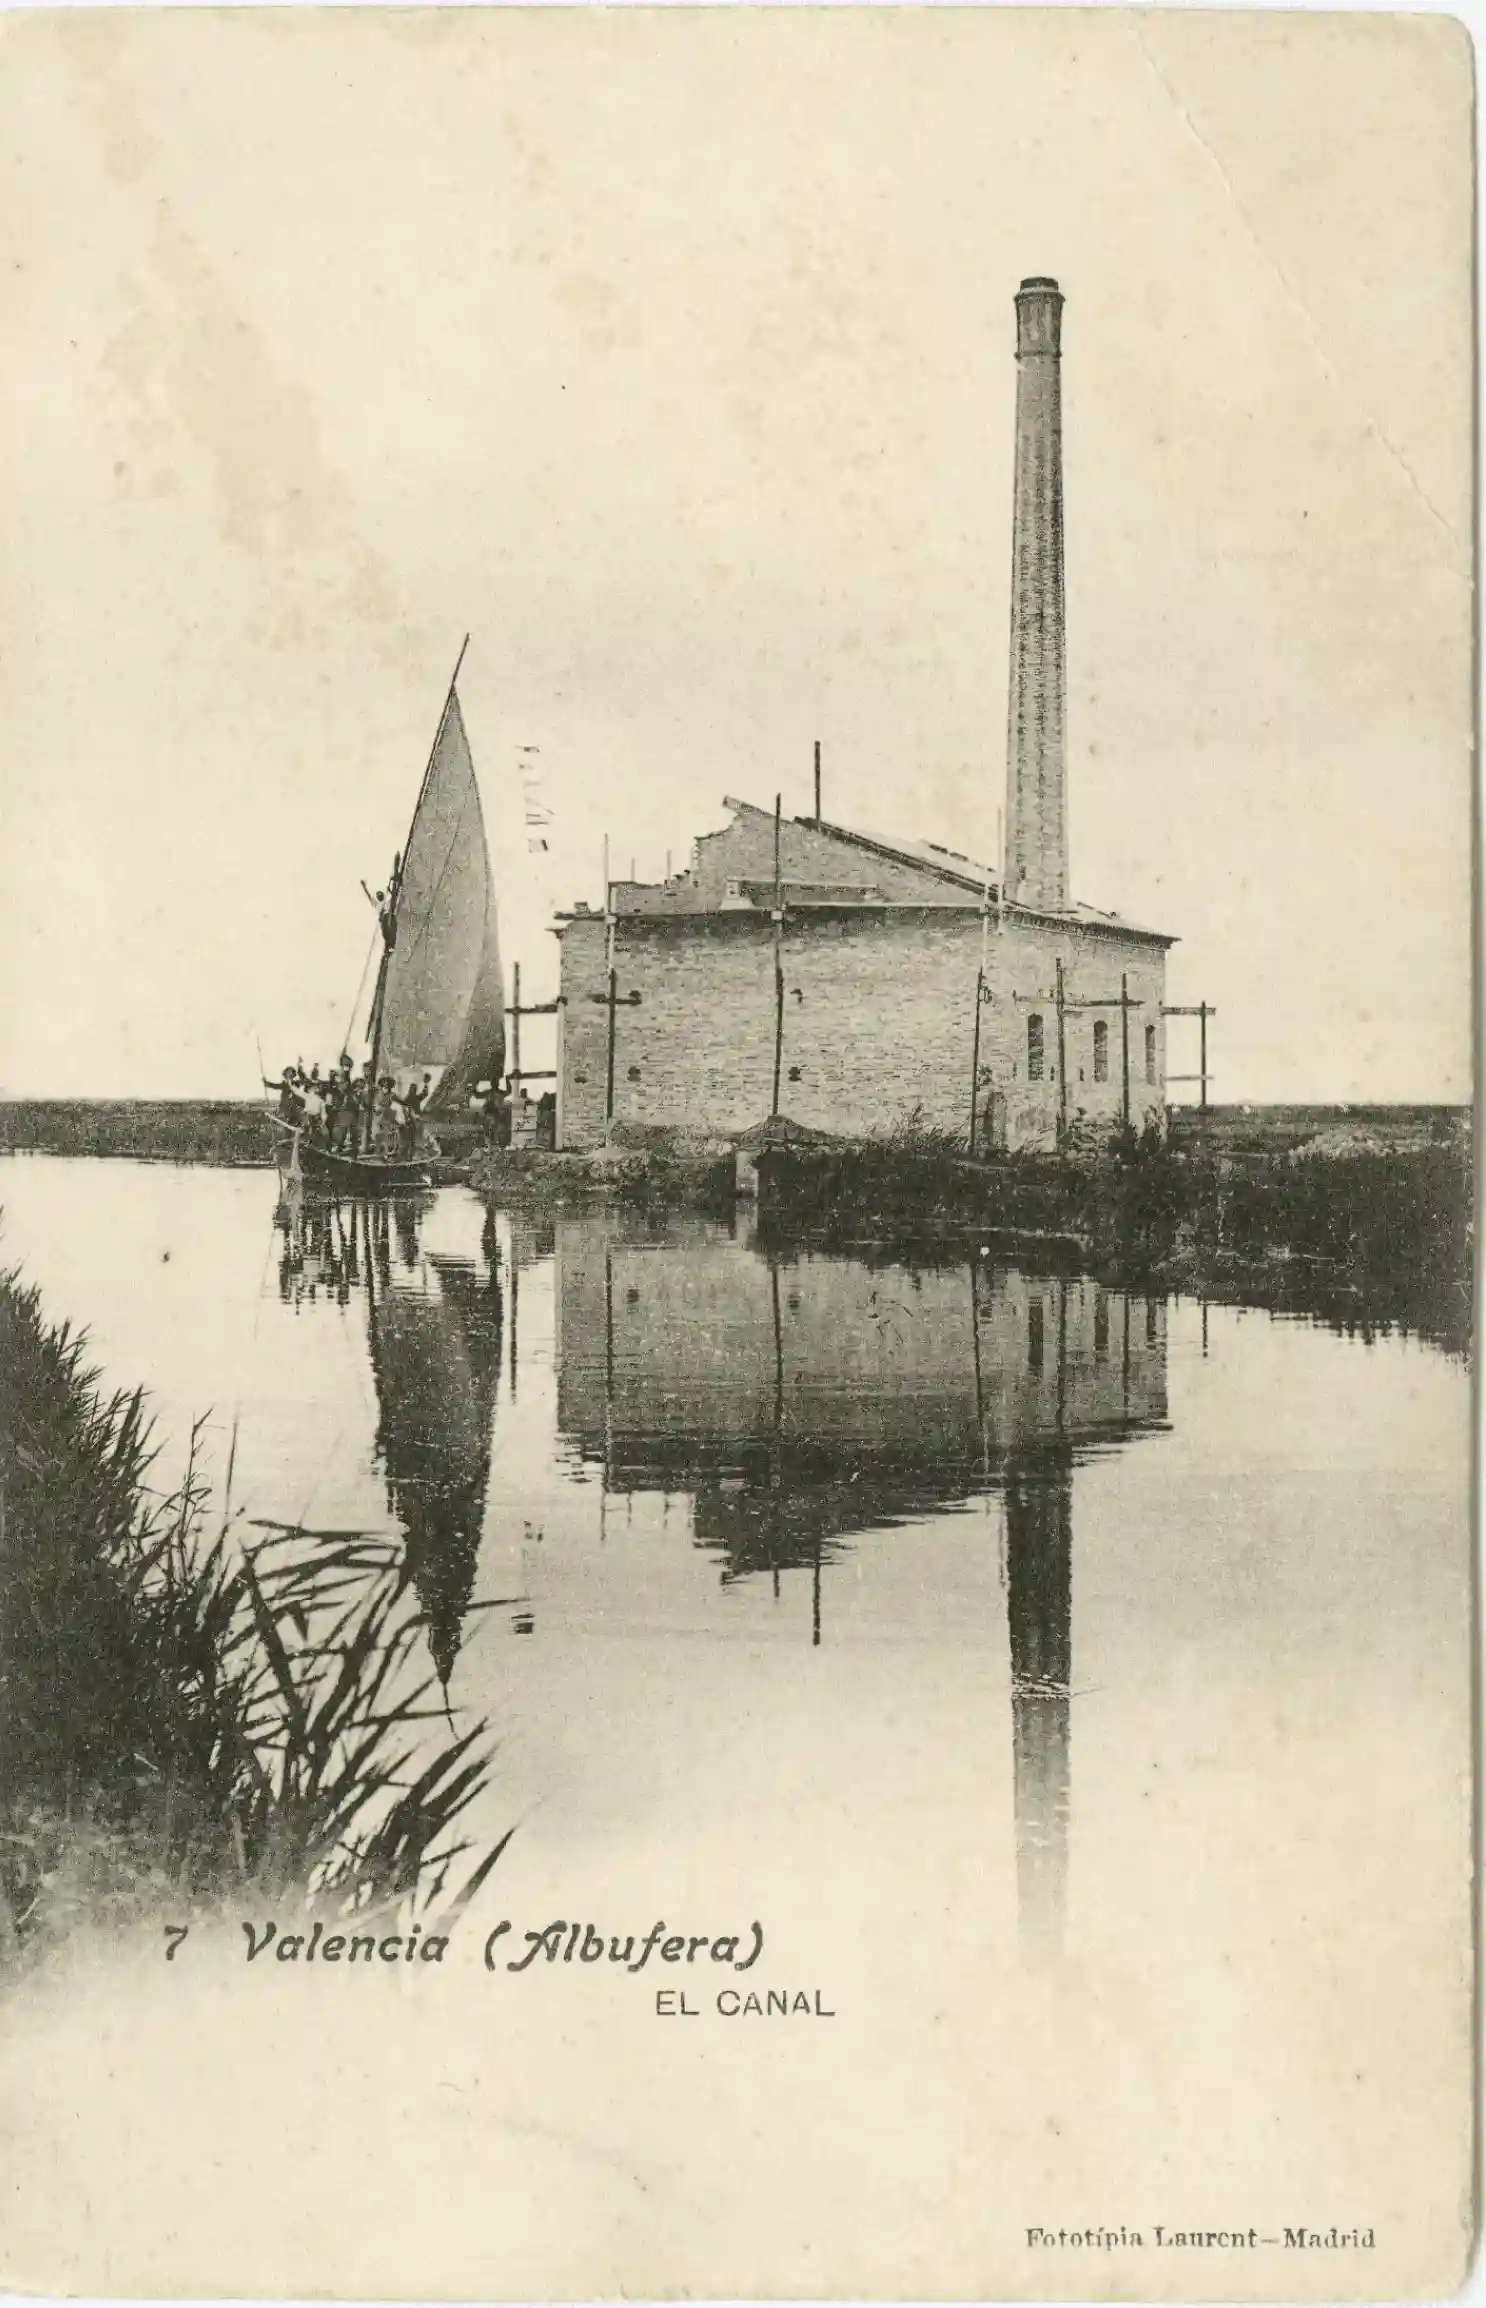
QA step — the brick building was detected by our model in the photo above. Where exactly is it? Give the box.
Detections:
[553,277,1176,1152]
[555,801,1171,1150]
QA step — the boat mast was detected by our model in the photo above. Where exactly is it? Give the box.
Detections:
[360,636,471,1153]
[360,881,398,1153]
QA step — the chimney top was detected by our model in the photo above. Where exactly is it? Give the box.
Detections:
[1014,277,1064,359]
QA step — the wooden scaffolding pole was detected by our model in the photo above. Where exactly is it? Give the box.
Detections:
[771,793,785,1115]
[1055,957,1068,1148]
[505,962,560,1106]
[603,838,618,1143]
[1061,980,1148,1135]
[1162,1002,1216,1114]
[968,858,992,1154]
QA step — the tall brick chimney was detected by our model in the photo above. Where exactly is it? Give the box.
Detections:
[1003,276,1068,912]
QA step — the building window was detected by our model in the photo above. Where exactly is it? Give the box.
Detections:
[1027,1013,1045,1081]
[1028,1296,1044,1373]
[1145,1023,1157,1084]
[1092,1018,1109,1082]
[1094,1294,1109,1357]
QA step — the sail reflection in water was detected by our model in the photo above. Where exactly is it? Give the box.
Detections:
[275,1188,503,1686]
[556,1225,1169,1956]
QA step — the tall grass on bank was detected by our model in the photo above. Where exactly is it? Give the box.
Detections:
[0,1100,273,1167]
[0,1269,511,1968]
[757,1125,1472,1355]
[1180,1141,1473,1356]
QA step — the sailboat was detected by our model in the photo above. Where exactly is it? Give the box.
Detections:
[274,639,505,1191]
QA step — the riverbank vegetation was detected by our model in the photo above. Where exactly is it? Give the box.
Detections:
[466,1113,1471,1352]
[0,1269,509,1972]
[1150,1137,1472,1355]
[470,1142,735,1213]
[0,1100,272,1166]
[756,1124,1473,1356]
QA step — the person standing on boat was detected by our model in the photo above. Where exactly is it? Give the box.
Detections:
[300,1073,327,1140]
[417,1073,442,1158]
[398,1076,426,1157]
[263,1065,304,1125]
[373,1074,399,1155]
[334,1072,363,1153]
[363,853,403,953]
[328,1053,358,1151]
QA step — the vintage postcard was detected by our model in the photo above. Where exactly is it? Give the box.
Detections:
[0,7,1473,2302]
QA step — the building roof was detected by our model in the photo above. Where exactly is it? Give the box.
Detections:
[556,797,1176,946]
[806,816,991,894]
[802,812,1175,944]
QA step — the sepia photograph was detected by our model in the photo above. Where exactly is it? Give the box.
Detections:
[0,8,1473,2300]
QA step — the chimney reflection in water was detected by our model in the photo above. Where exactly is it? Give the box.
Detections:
[971,1264,1074,1962]
[1004,1445,1073,1962]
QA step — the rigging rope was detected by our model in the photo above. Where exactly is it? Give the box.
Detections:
[343,922,380,1055]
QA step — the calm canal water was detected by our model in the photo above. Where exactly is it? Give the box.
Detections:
[0,1153,1472,2281]
[1,1152,1467,1923]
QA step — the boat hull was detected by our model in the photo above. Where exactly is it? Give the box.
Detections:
[273,1122,455,1195]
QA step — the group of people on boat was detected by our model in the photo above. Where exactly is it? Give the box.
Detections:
[265,1053,438,1160]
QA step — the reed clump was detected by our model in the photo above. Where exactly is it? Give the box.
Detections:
[0,1268,510,1971]
[0,1099,272,1166]
[753,1122,1470,1352]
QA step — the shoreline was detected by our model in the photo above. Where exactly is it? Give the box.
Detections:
[467,1130,1471,1356]
[1,1104,1470,1356]
[0,1263,510,1972]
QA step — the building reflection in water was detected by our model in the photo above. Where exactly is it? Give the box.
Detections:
[270,1192,1168,1954]
[274,1184,504,1689]
[555,1222,1169,1958]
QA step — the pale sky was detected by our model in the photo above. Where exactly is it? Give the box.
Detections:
[0,8,1472,1102]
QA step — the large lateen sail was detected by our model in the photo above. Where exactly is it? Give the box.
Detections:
[376,687,505,1117]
